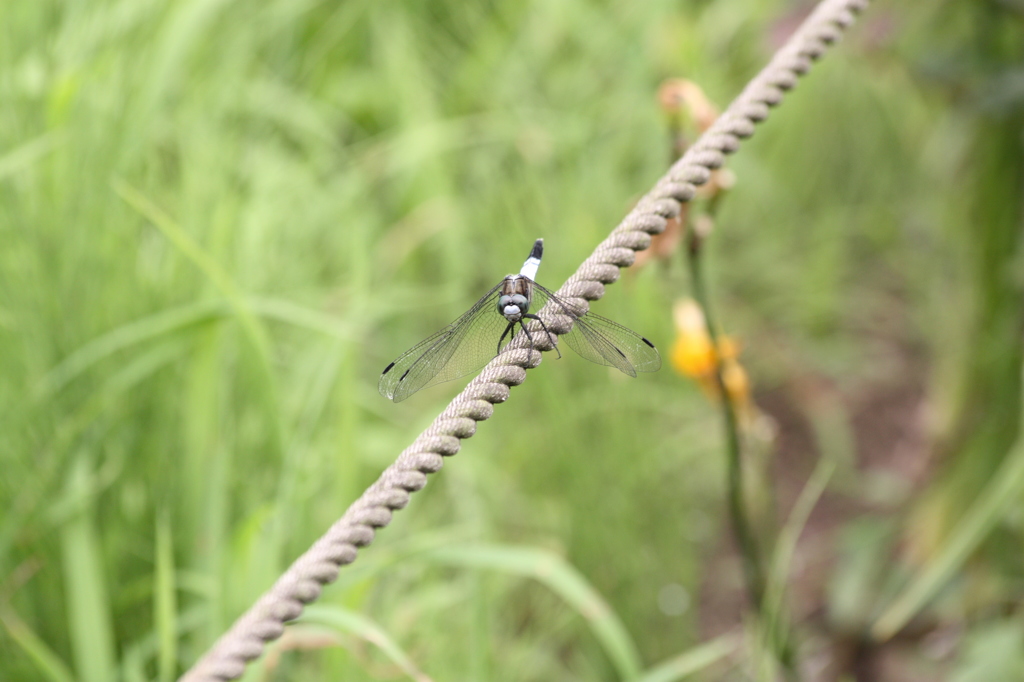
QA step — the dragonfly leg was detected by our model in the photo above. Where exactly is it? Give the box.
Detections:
[518,320,536,353]
[523,314,562,359]
[496,320,516,355]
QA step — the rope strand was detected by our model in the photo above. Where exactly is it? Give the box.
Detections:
[179,1,868,678]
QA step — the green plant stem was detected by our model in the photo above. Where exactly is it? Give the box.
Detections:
[685,233,765,608]
[685,231,798,678]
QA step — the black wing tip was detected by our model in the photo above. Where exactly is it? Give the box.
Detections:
[641,337,656,349]
[382,361,396,375]
[530,238,543,260]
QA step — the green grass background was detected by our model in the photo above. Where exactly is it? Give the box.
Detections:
[2,0,1022,680]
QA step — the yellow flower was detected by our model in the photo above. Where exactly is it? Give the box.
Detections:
[670,299,751,413]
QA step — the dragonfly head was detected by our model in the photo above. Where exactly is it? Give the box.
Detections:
[498,275,533,322]
[498,293,530,321]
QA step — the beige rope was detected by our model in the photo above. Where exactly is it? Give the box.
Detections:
[180,0,868,678]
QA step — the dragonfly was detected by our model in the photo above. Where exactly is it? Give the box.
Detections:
[379,239,661,402]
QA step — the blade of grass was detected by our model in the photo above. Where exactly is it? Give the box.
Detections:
[110,179,278,402]
[4,340,186,571]
[758,454,836,681]
[37,295,358,399]
[871,426,1024,642]
[60,456,116,682]
[36,299,228,398]
[0,132,63,182]
[112,180,290,628]
[299,605,432,682]
[635,634,739,682]
[155,511,178,682]
[121,605,210,682]
[422,544,642,681]
[0,602,76,682]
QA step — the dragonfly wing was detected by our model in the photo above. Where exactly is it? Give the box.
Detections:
[379,283,509,402]
[562,312,662,376]
[530,282,661,376]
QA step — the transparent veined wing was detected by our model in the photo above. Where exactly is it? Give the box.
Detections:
[379,282,511,402]
[379,276,661,402]
[529,281,661,376]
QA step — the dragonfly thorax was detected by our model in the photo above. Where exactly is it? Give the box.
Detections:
[497,275,532,322]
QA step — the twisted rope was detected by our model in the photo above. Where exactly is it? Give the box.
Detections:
[180,1,868,678]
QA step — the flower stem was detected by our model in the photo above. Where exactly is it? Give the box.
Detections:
[685,231,765,606]
[685,230,798,678]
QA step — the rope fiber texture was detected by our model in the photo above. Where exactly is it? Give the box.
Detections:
[180,0,868,678]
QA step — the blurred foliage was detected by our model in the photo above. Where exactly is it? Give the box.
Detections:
[1,0,1022,681]
[904,0,1024,568]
